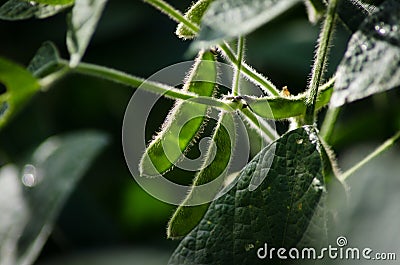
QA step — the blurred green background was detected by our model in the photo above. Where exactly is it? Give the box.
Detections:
[0,0,399,264]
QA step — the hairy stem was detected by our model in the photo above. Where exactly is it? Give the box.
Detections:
[305,0,339,125]
[144,0,280,97]
[320,106,341,143]
[341,131,400,180]
[240,108,278,141]
[219,43,279,96]
[232,36,245,96]
[39,67,70,90]
[58,60,231,110]
[144,0,199,33]
[69,58,276,139]
[229,36,277,140]
[61,60,277,140]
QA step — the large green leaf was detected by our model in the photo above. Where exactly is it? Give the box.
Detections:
[168,126,329,264]
[192,0,302,49]
[66,0,108,67]
[0,57,40,129]
[0,0,72,20]
[140,50,218,177]
[332,0,400,107]
[306,0,380,33]
[0,131,108,265]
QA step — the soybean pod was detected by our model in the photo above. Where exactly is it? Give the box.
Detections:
[242,78,334,120]
[140,50,217,177]
[167,111,235,238]
[176,0,214,39]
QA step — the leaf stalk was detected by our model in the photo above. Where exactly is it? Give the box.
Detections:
[144,0,280,96]
[305,0,339,125]
[341,130,400,180]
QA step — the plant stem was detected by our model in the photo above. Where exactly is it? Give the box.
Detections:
[320,106,341,142]
[144,0,199,34]
[229,36,277,140]
[63,60,277,140]
[232,37,245,96]
[144,0,280,97]
[341,130,400,180]
[305,0,339,125]
[240,108,278,141]
[58,60,231,111]
[39,67,70,90]
[219,43,279,96]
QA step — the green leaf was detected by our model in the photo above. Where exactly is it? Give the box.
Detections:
[27,41,63,78]
[191,0,302,50]
[336,0,377,33]
[176,0,214,39]
[167,111,235,239]
[66,0,108,67]
[242,78,333,119]
[318,139,348,241]
[0,57,40,129]
[0,0,72,20]
[140,50,218,177]
[168,126,328,264]
[332,0,400,107]
[0,131,108,265]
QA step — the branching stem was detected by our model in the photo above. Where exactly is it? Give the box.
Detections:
[144,0,199,33]
[57,60,277,139]
[59,60,232,111]
[219,43,279,96]
[305,0,339,125]
[144,0,280,96]
[232,36,245,96]
[240,108,278,141]
[341,131,400,180]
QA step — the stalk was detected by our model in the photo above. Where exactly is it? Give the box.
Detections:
[305,0,339,125]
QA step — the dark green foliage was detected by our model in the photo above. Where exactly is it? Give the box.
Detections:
[168,126,330,264]
[333,0,400,106]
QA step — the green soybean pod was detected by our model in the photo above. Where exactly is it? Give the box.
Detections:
[176,0,214,39]
[139,50,217,177]
[242,78,334,120]
[167,111,235,239]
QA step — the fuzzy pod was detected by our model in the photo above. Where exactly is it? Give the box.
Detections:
[242,78,334,120]
[167,111,235,239]
[176,0,214,39]
[139,50,218,177]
